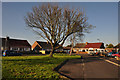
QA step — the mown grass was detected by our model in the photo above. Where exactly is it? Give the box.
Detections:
[2,53,80,79]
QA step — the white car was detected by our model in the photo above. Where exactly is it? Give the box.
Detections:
[88,50,94,55]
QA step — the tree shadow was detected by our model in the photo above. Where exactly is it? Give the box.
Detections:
[55,55,108,80]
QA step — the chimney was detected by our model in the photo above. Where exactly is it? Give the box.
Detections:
[6,36,9,41]
[86,42,88,45]
[5,36,10,50]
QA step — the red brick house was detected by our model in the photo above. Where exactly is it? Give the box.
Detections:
[32,41,63,53]
[32,41,52,52]
[0,37,31,51]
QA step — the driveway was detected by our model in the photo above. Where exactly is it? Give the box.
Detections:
[58,54,120,80]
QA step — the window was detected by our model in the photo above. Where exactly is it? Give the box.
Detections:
[105,50,107,52]
[20,48,24,51]
[24,48,30,51]
[89,50,93,51]
[12,47,18,51]
[74,49,77,51]
[82,50,85,52]
[1,47,3,50]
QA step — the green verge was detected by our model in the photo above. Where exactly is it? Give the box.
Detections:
[2,53,80,79]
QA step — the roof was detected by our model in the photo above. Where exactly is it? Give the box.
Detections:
[32,41,63,50]
[114,43,120,48]
[84,43,104,48]
[74,43,86,48]
[36,41,52,49]
[0,38,31,47]
[63,47,71,50]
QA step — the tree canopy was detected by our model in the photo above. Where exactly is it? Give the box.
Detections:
[24,3,95,57]
[107,44,114,48]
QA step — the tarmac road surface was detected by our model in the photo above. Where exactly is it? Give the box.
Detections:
[58,54,120,80]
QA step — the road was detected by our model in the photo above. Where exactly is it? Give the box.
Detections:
[58,54,120,80]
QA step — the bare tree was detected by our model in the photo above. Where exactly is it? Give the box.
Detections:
[24,3,95,57]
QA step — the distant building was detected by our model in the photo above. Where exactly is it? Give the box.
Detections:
[104,43,120,52]
[63,47,71,53]
[0,37,31,51]
[73,42,105,53]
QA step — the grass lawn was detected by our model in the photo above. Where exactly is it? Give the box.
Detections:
[2,53,80,79]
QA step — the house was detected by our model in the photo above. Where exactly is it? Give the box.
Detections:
[0,37,31,51]
[73,43,86,52]
[114,43,120,52]
[32,41,52,52]
[63,47,71,53]
[84,42,105,53]
[114,43,120,48]
[73,42,105,53]
[32,41,63,54]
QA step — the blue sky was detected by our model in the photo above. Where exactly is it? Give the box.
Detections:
[2,2,118,46]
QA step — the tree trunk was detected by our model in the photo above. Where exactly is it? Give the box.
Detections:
[49,48,54,57]
[70,47,73,55]
[70,33,75,55]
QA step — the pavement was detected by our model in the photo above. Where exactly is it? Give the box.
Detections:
[58,54,120,80]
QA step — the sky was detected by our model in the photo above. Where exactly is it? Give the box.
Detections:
[2,2,118,46]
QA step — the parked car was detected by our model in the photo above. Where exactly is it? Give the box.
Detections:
[95,52,100,55]
[107,51,116,57]
[112,51,120,58]
[88,50,94,56]
[3,50,22,56]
